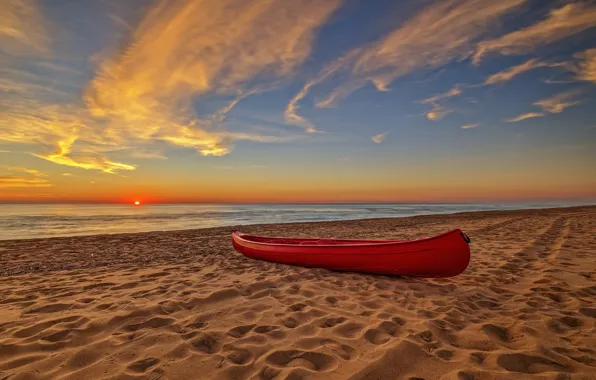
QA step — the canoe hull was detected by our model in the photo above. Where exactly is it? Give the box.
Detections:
[232,229,470,278]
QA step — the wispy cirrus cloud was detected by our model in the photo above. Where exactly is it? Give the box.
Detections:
[507,89,582,122]
[484,59,555,85]
[473,2,596,64]
[8,167,47,177]
[421,86,463,120]
[0,0,51,55]
[425,103,452,121]
[316,0,525,107]
[506,112,545,122]
[422,58,563,119]
[86,0,342,148]
[287,0,526,128]
[1,165,51,188]
[461,123,479,129]
[284,51,361,132]
[534,89,582,113]
[1,0,342,173]
[571,48,596,83]
[0,176,52,188]
[371,133,388,144]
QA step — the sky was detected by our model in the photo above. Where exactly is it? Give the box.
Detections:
[1,0,595,204]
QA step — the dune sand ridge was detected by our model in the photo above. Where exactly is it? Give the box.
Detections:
[0,206,595,379]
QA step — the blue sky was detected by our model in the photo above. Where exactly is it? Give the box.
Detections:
[1,0,595,202]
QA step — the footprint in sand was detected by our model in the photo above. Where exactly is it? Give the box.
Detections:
[124,317,175,332]
[334,322,365,338]
[364,321,401,345]
[127,357,160,373]
[226,347,254,365]
[190,333,222,354]
[228,324,256,338]
[40,329,71,342]
[497,353,569,374]
[265,350,337,372]
[288,303,308,312]
[319,317,346,328]
[254,325,280,334]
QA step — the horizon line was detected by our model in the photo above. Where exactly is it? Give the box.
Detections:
[0,200,594,205]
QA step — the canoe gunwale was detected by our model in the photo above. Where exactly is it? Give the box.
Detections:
[232,228,465,249]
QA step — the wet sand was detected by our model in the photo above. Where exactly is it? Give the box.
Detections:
[0,206,595,379]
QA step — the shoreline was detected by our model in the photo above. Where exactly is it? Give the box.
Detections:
[1,205,595,379]
[1,204,593,244]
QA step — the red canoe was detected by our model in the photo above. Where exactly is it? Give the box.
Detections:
[232,229,471,278]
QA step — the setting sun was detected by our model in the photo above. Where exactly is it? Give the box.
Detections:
[134,201,140,205]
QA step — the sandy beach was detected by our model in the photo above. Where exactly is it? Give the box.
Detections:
[0,206,595,380]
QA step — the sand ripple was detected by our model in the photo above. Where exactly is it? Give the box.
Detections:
[0,206,595,379]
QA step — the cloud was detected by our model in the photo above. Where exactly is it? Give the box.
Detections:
[507,89,582,122]
[0,167,52,188]
[422,86,463,104]
[129,151,168,160]
[534,89,582,113]
[426,104,452,121]
[86,0,342,143]
[483,59,551,85]
[284,82,320,133]
[506,112,545,122]
[371,133,387,144]
[571,48,596,83]
[284,49,363,132]
[422,58,562,118]
[32,136,136,174]
[421,86,462,120]
[1,0,341,172]
[461,123,479,129]
[0,176,52,188]
[310,0,525,107]
[61,173,73,176]
[286,0,525,126]
[0,0,51,55]
[9,167,47,177]
[473,2,596,64]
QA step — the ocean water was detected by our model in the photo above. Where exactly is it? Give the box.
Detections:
[0,202,589,240]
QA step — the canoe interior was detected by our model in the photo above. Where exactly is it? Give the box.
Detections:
[238,235,405,246]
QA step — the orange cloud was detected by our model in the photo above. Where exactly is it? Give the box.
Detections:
[0,176,52,188]
[285,50,362,131]
[86,0,342,149]
[2,0,340,172]
[421,57,563,118]
[461,123,479,129]
[506,112,545,122]
[473,3,596,64]
[506,89,582,122]
[316,0,525,107]
[32,137,136,174]
[421,86,463,120]
[484,59,552,85]
[8,167,47,177]
[572,48,596,83]
[1,166,51,188]
[371,133,387,143]
[0,0,51,54]
[534,89,582,114]
[286,0,525,126]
